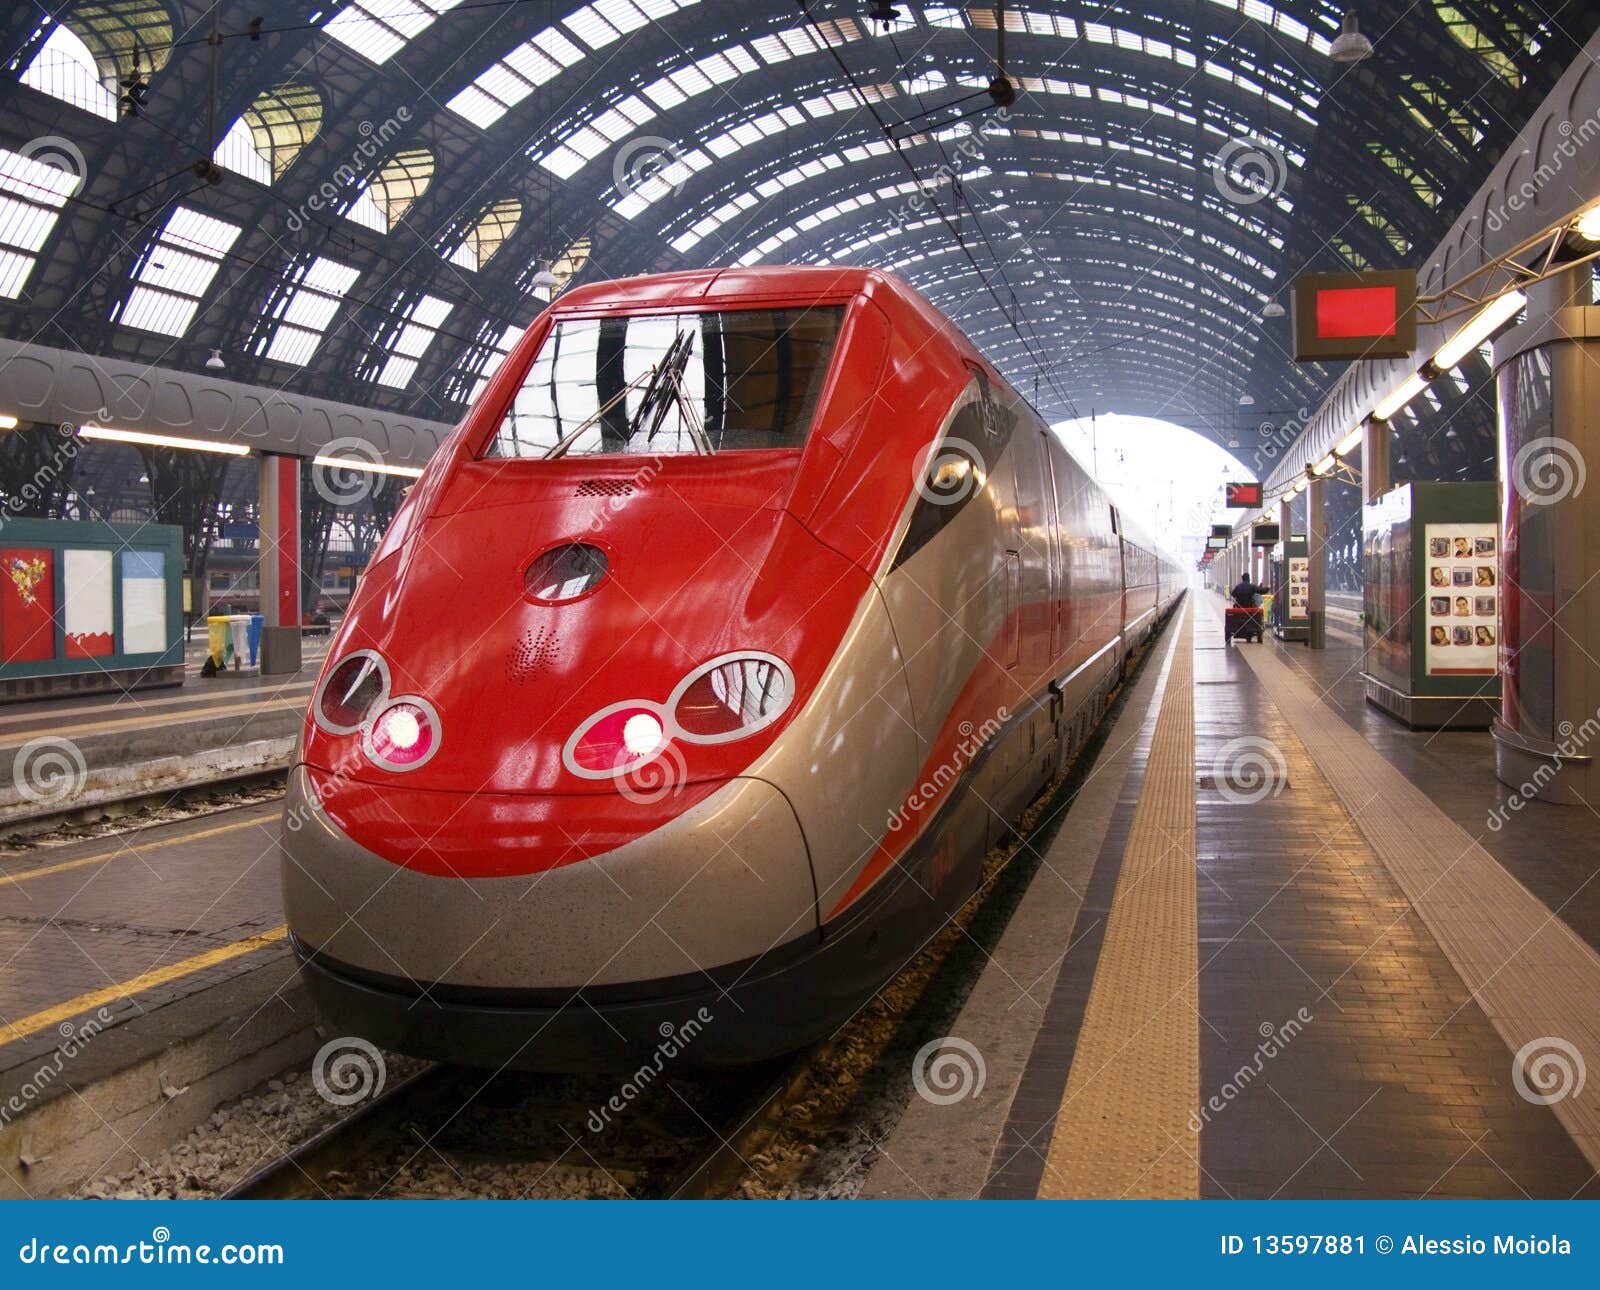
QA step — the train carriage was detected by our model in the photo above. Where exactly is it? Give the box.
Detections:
[282,266,1184,1069]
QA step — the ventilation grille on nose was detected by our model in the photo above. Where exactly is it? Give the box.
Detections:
[575,478,634,498]
[508,626,560,686]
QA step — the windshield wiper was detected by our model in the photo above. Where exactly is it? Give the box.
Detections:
[542,328,712,459]
[627,330,712,455]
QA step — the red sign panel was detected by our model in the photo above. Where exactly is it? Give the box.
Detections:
[1292,270,1417,360]
[1315,285,1398,339]
[1,548,56,663]
[1225,481,1262,508]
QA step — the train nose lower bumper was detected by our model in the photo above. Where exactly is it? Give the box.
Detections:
[280,765,828,1068]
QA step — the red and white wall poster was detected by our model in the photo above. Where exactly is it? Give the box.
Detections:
[62,548,114,658]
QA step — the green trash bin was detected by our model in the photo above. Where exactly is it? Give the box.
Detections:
[206,615,231,669]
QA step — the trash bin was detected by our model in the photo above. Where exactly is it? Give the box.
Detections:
[247,614,264,667]
[228,614,254,672]
[206,615,231,669]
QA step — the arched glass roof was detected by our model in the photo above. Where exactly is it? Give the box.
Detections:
[0,0,1590,469]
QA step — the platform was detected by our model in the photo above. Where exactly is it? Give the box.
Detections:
[865,592,1600,1199]
[0,638,329,827]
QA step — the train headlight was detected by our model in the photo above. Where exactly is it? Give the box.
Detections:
[314,651,389,734]
[564,702,672,778]
[668,652,794,743]
[364,698,441,771]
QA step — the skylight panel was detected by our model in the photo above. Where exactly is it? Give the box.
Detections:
[325,2,464,65]
[261,255,359,366]
[469,323,526,403]
[376,293,453,389]
[0,147,77,299]
[116,205,242,337]
[564,8,621,48]
[19,24,119,120]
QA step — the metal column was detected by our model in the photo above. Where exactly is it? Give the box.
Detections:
[1306,476,1327,649]
[1362,417,1391,504]
[1490,264,1598,804]
[258,452,303,676]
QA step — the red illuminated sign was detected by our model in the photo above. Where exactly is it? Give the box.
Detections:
[1316,286,1397,339]
[1225,481,1262,508]
[1291,270,1417,361]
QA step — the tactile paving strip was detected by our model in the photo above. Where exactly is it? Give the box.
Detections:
[1238,637,1600,1170]
[1037,605,1199,1198]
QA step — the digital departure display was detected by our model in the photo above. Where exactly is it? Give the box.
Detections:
[1291,270,1417,361]
[1225,481,1263,508]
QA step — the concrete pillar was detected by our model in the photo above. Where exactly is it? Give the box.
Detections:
[1362,418,1391,503]
[1307,476,1326,649]
[258,452,303,675]
[1490,262,1597,804]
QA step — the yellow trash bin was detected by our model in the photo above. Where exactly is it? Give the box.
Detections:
[206,615,231,668]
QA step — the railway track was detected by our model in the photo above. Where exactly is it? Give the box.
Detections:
[213,613,1184,1201]
[219,1060,798,1200]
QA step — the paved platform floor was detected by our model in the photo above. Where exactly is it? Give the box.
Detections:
[868,591,1600,1199]
[0,804,292,1076]
[5,591,1598,1200]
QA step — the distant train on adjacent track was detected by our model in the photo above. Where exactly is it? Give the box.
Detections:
[282,265,1184,1069]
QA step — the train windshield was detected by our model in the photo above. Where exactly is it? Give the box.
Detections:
[483,306,844,459]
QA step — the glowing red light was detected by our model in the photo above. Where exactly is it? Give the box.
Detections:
[1315,286,1397,339]
[368,701,437,768]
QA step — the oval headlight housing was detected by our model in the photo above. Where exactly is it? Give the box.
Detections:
[314,651,388,734]
[563,701,671,778]
[364,697,442,771]
[669,652,794,743]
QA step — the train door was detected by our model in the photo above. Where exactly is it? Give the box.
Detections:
[1112,506,1127,639]
[1042,433,1064,663]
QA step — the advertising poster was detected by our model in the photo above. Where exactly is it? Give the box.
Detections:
[1423,522,1497,675]
[121,549,167,654]
[63,547,114,658]
[1287,557,1309,620]
[0,547,56,662]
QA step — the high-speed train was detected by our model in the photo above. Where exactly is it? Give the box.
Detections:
[282,266,1184,1069]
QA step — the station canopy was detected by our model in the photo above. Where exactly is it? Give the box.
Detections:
[2,0,1593,488]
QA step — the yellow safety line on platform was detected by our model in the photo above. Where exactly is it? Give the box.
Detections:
[1037,602,1199,1199]
[0,681,314,730]
[0,697,304,747]
[0,815,271,885]
[0,926,289,1046]
[1237,636,1600,1171]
